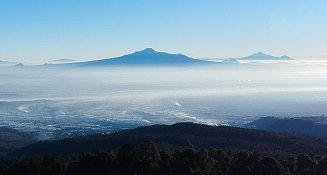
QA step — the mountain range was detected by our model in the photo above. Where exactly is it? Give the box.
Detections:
[5,49,293,68]
[59,49,293,67]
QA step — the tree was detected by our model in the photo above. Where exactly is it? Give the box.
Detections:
[115,144,137,175]
[7,160,40,175]
[40,156,64,175]
[65,151,115,175]
[137,140,161,175]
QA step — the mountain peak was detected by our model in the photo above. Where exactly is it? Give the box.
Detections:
[138,48,156,53]
[15,63,24,67]
[221,58,240,64]
[253,51,268,56]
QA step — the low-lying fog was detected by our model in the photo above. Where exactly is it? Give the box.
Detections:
[1,63,327,139]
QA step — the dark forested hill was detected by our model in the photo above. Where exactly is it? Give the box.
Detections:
[0,128,36,155]
[11,122,327,156]
[4,140,327,175]
[244,116,327,137]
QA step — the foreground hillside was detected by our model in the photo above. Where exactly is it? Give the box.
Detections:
[12,122,327,156]
[2,123,327,174]
[0,128,36,156]
[2,140,327,175]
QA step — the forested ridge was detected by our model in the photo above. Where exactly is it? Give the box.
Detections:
[2,140,327,175]
[12,122,327,156]
[245,116,327,137]
[0,128,36,156]
[2,122,327,174]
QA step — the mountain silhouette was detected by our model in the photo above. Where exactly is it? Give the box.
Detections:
[236,51,293,60]
[0,60,19,65]
[72,48,212,67]
[14,63,24,67]
[221,58,240,64]
[49,59,77,64]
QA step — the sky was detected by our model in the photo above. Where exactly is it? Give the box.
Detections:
[0,0,326,63]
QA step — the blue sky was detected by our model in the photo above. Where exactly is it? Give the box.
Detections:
[0,0,326,63]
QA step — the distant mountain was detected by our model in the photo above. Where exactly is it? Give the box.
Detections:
[69,48,213,67]
[49,59,77,64]
[244,116,327,137]
[11,122,327,156]
[14,63,24,67]
[221,58,240,64]
[236,52,293,61]
[0,60,19,65]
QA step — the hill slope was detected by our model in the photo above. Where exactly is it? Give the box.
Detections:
[244,116,327,137]
[11,122,327,156]
[0,128,36,155]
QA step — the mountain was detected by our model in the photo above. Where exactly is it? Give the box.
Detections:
[69,48,213,67]
[11,122,327,156]
[42,49,294,68]
[49,59,77,64]
[0,60,19,66]
[244,116,327,137]
[221,58,240,64]
[14,63,24,67]
[236,52,293,61]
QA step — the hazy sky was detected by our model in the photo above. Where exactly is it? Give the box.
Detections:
[1,0,326,63]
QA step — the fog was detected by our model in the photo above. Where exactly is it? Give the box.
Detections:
[1,63,327,139]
